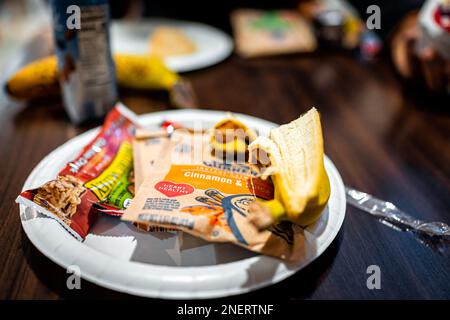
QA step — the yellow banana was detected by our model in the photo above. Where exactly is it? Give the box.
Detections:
[114,54,178,90]
[6,54,196,108]
[248,108,330,228]
[6,56,60,100]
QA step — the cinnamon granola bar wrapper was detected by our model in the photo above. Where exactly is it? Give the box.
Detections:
[122,128,306,261]
[16,103,140,240]
[133,128,170,191]
[133,128,174,232]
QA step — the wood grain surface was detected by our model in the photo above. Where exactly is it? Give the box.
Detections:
[0,33,449,300]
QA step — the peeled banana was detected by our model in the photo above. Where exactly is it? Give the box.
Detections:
[248,108,330,228]
[6,54,196,108]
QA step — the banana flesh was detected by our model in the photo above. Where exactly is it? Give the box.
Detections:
[248,108,330,228]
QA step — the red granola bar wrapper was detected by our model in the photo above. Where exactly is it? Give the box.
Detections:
[16,103,140,240]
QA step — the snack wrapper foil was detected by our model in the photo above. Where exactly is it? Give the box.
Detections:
[16,103,140,240]
[122,129,306,261]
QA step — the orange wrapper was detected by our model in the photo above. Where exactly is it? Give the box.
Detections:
[122,128,306,261]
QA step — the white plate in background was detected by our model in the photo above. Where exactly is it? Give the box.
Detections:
[111,19,233,72]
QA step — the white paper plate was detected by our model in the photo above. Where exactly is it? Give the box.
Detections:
[19,109,346,299]
[111,19,233,72]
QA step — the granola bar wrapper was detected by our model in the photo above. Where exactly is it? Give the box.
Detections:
[16,103,140,240]
[133,129,169,191]
[122,128,306,261]
[132,128,172,232]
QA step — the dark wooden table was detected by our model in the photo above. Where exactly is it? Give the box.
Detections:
[1,33,449,300]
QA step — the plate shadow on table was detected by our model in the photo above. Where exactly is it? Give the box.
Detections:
[20,226,342,300]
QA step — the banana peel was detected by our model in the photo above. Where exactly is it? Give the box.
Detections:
[248,108,330,228]
[295,164,330,226]
[5,54,197,108]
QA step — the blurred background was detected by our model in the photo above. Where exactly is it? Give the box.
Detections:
[0,0,449,99]
[0,0,448,183]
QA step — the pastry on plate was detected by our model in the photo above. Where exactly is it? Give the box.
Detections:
[149,27,197,57]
